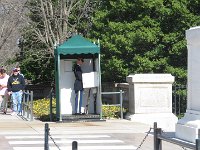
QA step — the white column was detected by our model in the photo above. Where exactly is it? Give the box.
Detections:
[126,74,177,131]
[176,26,200,143]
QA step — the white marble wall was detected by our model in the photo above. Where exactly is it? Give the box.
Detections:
[176,26,200,143]
[126,74,178,131]
[186,27,200,111]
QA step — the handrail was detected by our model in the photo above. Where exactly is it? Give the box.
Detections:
[157,135,195,149]
[101,91,124,94]
[101,90,124,119]
[154,122,199,150]
[21,90,33,121]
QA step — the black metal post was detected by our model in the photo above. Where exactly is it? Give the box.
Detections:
[44,123,49,150]
[197,129,200,150]
[157,128,162,150]
[120,90,123,119]
[72,141,78,150]
[50,90,53,122]
[174,85,177,115]
[178,86,181,115]
[94,92,97,114]
[196,139,200,150]
[30,91,33,121]
[154,122,162,150]
[154,122,158,150]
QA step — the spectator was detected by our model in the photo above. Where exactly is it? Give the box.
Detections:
[7,68,25,116]
[0,68,9,114]
[16,66,24,77]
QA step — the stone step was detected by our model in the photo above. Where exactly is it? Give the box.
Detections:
[58,114,104,123]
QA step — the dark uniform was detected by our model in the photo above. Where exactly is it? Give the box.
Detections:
[73,63,83,114]
[73,64,83,92]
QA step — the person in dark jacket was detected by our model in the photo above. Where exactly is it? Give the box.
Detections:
[7,68,25,115]
[73,58,84,114]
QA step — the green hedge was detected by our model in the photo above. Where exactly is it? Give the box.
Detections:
[33,98,56,121]
[33,98,127,121]
[102,105,127,119]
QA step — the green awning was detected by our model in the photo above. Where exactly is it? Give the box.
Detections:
[55,35,100,55]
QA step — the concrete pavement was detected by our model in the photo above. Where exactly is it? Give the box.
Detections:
[0,111,192,150]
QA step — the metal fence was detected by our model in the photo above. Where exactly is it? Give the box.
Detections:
[47,83,187,121]
[115,83,187,117]
[172,84,187,116]
[21,90,34,121]
[101,90,124,119]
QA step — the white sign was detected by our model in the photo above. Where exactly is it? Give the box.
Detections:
[82,72,99,88]
[64,60,73,72]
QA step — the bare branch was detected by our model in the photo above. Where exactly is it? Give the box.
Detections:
[24,0,95,58]
[0,0,27,65]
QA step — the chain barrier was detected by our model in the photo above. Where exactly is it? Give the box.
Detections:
[136,127,153,150]
[48,131,62,150]
[45,124,154,150]
[45,123,190,150]
[181,147,188,150]
[45,124,77,150]
[135,126,190,150]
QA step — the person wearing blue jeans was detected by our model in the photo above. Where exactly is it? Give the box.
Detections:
[7,68,25,116]
[73,58,84,114]
[11,91,23,114]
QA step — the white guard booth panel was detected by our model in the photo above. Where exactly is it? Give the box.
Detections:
[59,58,100,115]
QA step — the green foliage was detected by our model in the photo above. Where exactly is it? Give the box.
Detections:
[89,0,200,85]
[20,54,55,84]
[177,113,185,119]
[33,98,126,121]
[10,0,200,86]
[102,105,127,119]
[33,98,56,121]
[17,0,98,84]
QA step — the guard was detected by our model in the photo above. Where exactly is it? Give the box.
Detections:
[73,58,84,114]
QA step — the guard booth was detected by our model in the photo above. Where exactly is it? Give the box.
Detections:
[54,35,101,121]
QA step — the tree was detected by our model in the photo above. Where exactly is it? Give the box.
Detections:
[20,0,98,83]
[90,0,200,84]
[0,0,26,67]
[24,0,97,56]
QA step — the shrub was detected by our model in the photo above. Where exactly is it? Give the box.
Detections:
[33,98,127,121]
[102,105,127,119]
[33,98,56,121]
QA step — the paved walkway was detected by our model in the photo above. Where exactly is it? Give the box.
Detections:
[0,112,192,150]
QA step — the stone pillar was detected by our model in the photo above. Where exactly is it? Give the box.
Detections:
[126,74,177,131]
[176,26,200,143]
